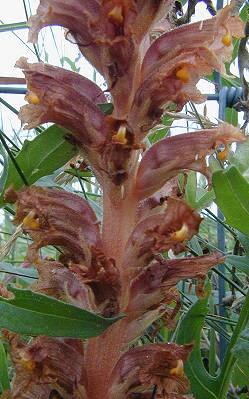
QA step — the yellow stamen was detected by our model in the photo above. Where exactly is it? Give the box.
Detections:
[112,125,128,145]
[23,212,40,230]
[222,33,232,47]
[217,144,229,162]
[171,223,189,242]
[26,91,40,105]
[176,66,190,83]
[20,359,36,371]
[170,360,184,377]
[108,5,124,24]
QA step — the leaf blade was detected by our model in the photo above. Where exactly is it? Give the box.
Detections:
[0,286,123,339]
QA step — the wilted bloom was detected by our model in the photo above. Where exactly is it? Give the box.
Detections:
[1,1,246,399]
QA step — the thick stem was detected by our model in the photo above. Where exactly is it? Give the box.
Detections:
[102,185,137,264]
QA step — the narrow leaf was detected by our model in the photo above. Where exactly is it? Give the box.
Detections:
[0,286,123,339]
[176,287,219,399]
[0,340,10,391]
[213,166,249,236]
[0,124,77,206]
[232,328,249,366]
[226,255,249,277]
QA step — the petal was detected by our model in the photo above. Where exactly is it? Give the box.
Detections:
[129,4,244,134]
[27,1,172,116]
[32,259,98,312]
[7,334,86,399]
[108,343,192,399]
[123,198,202,283]
[134,123,246,199]
[4,186,101,264]
[127,252,224,312]
[16,58,106,149]
[137,176,180,220]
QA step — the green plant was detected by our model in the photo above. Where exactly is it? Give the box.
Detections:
[0,1,248,399]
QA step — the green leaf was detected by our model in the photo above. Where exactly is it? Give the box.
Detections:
[0,286,123,338]
[185,171,197,208]
[232,328,249,367]
[97,103,114,115]
[0,142,8,192]
[229,139,249,175]
[0,340,9,391]
[195,189,215,211]
[225,107,238,128]
[226,255,249,278]
[0,125,77,206]
[237,231,249,254]
[175,287,219,399]
[231,361,249,399]
[213,166,249,236]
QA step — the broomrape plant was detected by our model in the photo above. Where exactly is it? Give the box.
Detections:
[0,1,246,398]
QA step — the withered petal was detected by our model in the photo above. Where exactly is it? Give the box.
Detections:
[127,252,224,312]
[8,334,86,399]
[16,58,107,151]
[5,186,102,264]
[123,198,202,282]
[107,343,192,399]
[32,259,98,313]
[134,123,246,199]
[129,4,244,134]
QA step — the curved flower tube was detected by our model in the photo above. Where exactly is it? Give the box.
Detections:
[27,0,172,116]
[134,123,246,199]
[107,343,192,399]
[16,57,107,171]
[129,4,244,135]
[4,186,102,264]
[4,333,86,399]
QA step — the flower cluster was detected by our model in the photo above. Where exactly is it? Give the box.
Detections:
[1,1,245,398]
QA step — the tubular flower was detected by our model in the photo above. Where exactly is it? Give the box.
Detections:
[4,186,102,263]
[1,1,246,399]
[134,123,246,199]
[5,333,86,399]
[128,3,244,135]
[27,0,172,115]
[107,343,192,399]
[123,198,202,280]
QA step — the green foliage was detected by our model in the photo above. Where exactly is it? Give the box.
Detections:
[176,287,220,399]
[0,286,123,339]
[0,125,77,206]
[213,166,249,236]
[232,328,249,366]
[0,340,9,392]
[226,255,249,277]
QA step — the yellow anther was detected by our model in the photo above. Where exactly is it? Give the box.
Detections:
[171,223,189,242]
[176,66,190,83]
[222,33,232,47]
[23,212,40,230]
[112,125,128,145]
[20,359,36,371]
[27,91,40,105]
[170,360,184,377]
[217,144,229,162]
[108,5,124,24]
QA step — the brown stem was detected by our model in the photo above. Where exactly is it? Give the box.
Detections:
[102,185,137,265]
